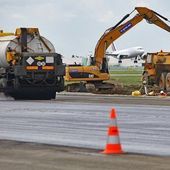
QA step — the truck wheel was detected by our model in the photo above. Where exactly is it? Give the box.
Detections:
[165,73,170,92]
[159,72,167,90]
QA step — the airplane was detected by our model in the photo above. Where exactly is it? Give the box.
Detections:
[106,46,145,63]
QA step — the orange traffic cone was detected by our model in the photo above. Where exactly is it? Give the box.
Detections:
[102,108,123,154]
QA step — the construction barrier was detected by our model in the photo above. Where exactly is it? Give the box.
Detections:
[102,108,123,154]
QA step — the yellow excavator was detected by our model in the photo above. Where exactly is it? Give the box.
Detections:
[65,7,170,92]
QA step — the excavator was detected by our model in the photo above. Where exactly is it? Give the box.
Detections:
[65,7,170,92]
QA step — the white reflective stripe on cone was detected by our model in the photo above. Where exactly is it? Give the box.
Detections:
[106,135,120,144]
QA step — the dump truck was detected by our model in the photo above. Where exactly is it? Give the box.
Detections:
[142,51,170,92]
[0,28,65,99]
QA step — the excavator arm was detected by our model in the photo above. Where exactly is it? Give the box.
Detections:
[94,7,170,68]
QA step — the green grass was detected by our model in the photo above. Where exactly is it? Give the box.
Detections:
[109,67,143,74]
[110,75,141,85]
[110,70,142,74]
[109,67,143,85]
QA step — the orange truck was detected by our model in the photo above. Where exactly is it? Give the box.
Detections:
[142,51,170,92]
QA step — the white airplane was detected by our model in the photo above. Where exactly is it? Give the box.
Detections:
[106,46,145,63]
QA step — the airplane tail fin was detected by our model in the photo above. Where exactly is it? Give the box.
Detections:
[111,43,116,52]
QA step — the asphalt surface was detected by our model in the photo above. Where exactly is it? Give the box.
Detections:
[0,140,170,170]
[0,93,170,156]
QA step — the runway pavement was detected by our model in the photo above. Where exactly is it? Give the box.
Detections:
[0,93,170,156]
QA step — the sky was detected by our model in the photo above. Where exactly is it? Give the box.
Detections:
[1,0,170,64]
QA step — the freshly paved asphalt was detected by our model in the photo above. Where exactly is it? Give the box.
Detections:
[0,93,170,156]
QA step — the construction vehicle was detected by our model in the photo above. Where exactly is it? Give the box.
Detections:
[0,28,65,99]
[65,7,170,92]
[142,51,170,92]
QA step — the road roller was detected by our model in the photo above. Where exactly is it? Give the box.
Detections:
[0,28,65,99]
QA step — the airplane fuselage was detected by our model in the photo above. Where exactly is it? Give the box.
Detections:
[112,46,144,59]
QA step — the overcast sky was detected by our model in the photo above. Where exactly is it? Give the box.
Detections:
[1,0,170,60]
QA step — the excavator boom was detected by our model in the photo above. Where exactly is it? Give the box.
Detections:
[94,7,170,68]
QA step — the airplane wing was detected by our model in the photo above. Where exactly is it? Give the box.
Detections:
[106,53,118,57]
[105,52,118,57]
[106,53,129,59]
